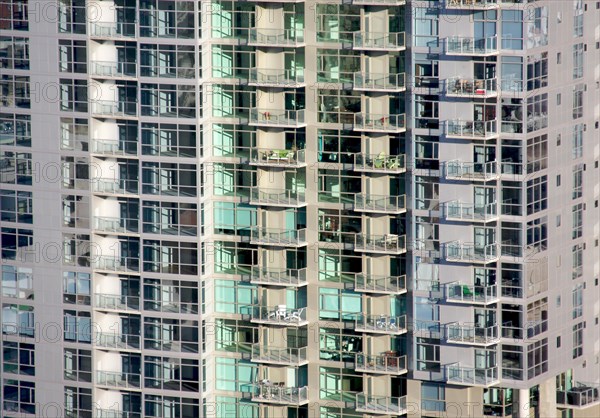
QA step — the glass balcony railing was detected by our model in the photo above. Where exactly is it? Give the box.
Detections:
[250,228,307,247]
[90,22,135,38]
[444,201,498,222]
[250,306,308,326]
[250,267,308,287]
[95,408,141,418]
[356,394,407,415]
[446,77,498,97]
[91,139,138,156]
[96,371,141,389]
[252,384,309,405]
[91,179,139,195]
[249,28,305,46]
[353,0,406,4]
[95,332,141,350]
[446,0,498,8]
[355,314,407,334]
[250,187,306,207]
[248,69,305,86]
[90,60,137,78]
[353,72,406,91]
[446,120,499,139]
[446,282,499,304]
[353,32,406,50]
[446,36,498,55]
[92,100,137,118]
[354,274,407,295]
[354,113,406,133]
[355,353,407,375]
[93,256,140,273]
[93,217,139,234]
[557,383,600,409]
[354,194,406,214]
[250,148,306,167]
[251,344,308,366]
[444,160,500,181]
[94,294,140,311]
[445,241,500,263]
[446,364,499,387]
[446,323,500,345]
[355,234,407,254]
[354,153,406,173]
[249,109,306,127]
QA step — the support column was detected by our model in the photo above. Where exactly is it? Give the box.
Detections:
[518,388,531,418]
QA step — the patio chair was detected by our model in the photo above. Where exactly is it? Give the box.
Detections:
[285,307,305,322]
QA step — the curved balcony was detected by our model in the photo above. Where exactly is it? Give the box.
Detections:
[250,187,306,208]
[444,160,500,182]
[251,344,308,366]
[89,22,135,39]
[446,36,498,56]
[91,100,138,119]
[94,294,140,312]
[93,217,139,235]
[446,0,498,8]
[252,384,309,405]
[93,256,140,273]
[249,109,306,128]
[91,139,138,157]
[94,332,141,351]
[354,274,407,295]
[89,60,137,79]
[445,364,499,387]
[446,77,498,98]
[250,148,306,168]
[248,69,305,87]
[355,314,407,335]
[248,28,305,47]
[353,32,406,51]
[353,72,406,92]
[250,306,308,326]
[250,267,308,287]
[445,120,499,140]
[356,394,407,415]
[95,371,140,389]
[250,228,307,247]
[91,179,139,196]
[354,113,406,133]
[444,201,499,223]
[355,234,406,255]
[444,242,500,264]
[446,282,499,304]
[446,323,500,346]
[355,353,407,375]
[354,153,406,173]
[354,194,406,214]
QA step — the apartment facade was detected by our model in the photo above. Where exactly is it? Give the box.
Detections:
[0,0,599,417]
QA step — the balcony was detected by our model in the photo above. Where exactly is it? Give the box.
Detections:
[250,305,308,326]
[95,332,140,350]
[557,383,600,409]
[355,274,406,295]
[446,282,499,304]
[248,28,305,47]
[94,294,140,311]
[249,109,306,128]
[355,394,407,415]
[250,148,306,168]
[446,364,499,387]
[445,120,499,140]
[354,113,406,133]
[353,72,406,92]
[446,77,498,98]
[252,384,309,405]
[91,179,139,196]
[93,217,139,235]
[95,371,140,389]
[444,201,499,223]
[354,153,406,174]
[355,314,407,335]
[355,353,407,375]
[248,69,305,87]
[89,22,135,39]
[444,160,500,182]
[93,256,140,273]
[354,194,406,214]
[95,408,141,418]
[250,228,307,247]
[353,32,406,51]
[353,0,406,5]
[355,234,406,255]
[89,60,137,79]
[445,242,500,264]
[446,323,500,346]
[250,187,306,207]
[446,36,498,56]
[91,139,138,156]
[446,0,498,9]
[250,344,308,366]
[92,101,137,118]
[250,267,308,287]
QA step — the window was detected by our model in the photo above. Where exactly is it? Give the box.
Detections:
[573,85,584,119]
[144,356,199,392]
[143,278,199,314]
[319,288,362,320]
[422,383,445,412]
[59,79,88,112]
[572,284,584,319]
[215,279,257,315]
[143,201,198,236]
[502,10,523,50]
[573,43,584,79]
[145,395,200,418]
[0,0,28,30]
[527,339,548,379]
[1,227,33,261]
[526,93,548,132]
[572,124,584,159]
[141,44,196,78]
[318,129,361,164]
[502,344,523,380]
[64,348,91,382]
[3,342,34,376]
[0,151,32,185]
[572,322,584,358]
[318,248,362,283]
[320,327,363,362]
[572,164,583,199]
[573,0,584,37]
[316,4,361,44]
[0,36,28,70]
[141,83,196,118]
[572,244,583,279]
[527,217,547,252]
[215,357,257,392]
[0,74,30,108]
[142,161,198,197]
[140,0,196,39]
[63,310,91,343]
[0,190,32,224]
[572,203,583,239]
[63,272,90,305]
[526,7,548,48]
[215,318,258,353]
[144,317,199,353]
[58,40,87,73]
[3,378,35,415]
[64,386,92,417]
[557,93,562,105]
[0,113,31,147]
[141,122,198,158]
[527,53,548,91]
[1,265,32,299]
[526,134,547,173]
[416,337,441,372]
[526,176,547,215]
[58,0,86,34]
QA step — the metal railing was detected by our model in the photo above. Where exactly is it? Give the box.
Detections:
[446,120,498,138]
[90,22,135,38]
[354,72,406,91]
[356,393,407,414]
[354,113,406,132]
[355,274,407,294]
[355,314,407,334]
[446,77,497,96]
[250,228,307,246]
[249,109,305,127]
[92,100,137,118]
[93,256,140,273]
[249,68,304,86]
[91,179,139,195]
[251,344,308,365]
[446,0,498,7]
[249,28,305,45]
[91,138,137,156]
[444,160,500,181]
[445,241,500,263]
[94,217,139,234]
[95,332,140,350]
[250,267,308,286]
[355,234,406,254]
[252,384,309,405]
[446,323,500,345]
[444,201,498,222]
[556,383,600,408]
[353,32,405,50]
[353,0,406,4]
[95,408,141,418]
[354,153,406,172]
[446,364,499,386]
[94,294,140,311]
[250,148,306,166]
[90,60,137,78]
[447,36,498,55]
[354,194,406,213]
[96,371,140,388]
[355,353,407,374]
[446,282,498,304]
[251,306,307,325]
[250,187,306,206]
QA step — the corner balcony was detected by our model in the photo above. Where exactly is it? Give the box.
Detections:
[355,314,407,335]
[446,36,498,56]
[89,22,135,39]
[444,241,500,264]
[446,323,500,346]
[356,394,407,415]
[353,32,406,51]
[250,344,309,366]
[250,148,306,168]
[95,371,140,389]
[353,72,406,92]
[446,282,499,305]
[355,234,406,255]
[354,153,406,174]
[248,69,305,87]
[445,120,499,140]
[355,353,408,375]
[94,294,140,312]
[445,364,499,387]
[446,0,498,9]
[95,332,141,351]
[250,187,306,208]
[91,139,137,156]
[444,201,499,223]
[89,60,137,79]
[354,194,406,214]
[91,100,137,119]
[250,228,307,247]
[250,305,308,326]
[249,109,306,128]
[91,179,139,196]
[446,77,498,98]
[93,256,140,273]
[557,383,600,409]
[354,274,407,295]
[93,217,139,235]
[248,28,305,47]
[250,267,308,287]
[444,160,500,182]
[252,384,309,406]
[354,113,406,133]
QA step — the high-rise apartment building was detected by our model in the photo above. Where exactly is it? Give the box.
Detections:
[1,0,599,417]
